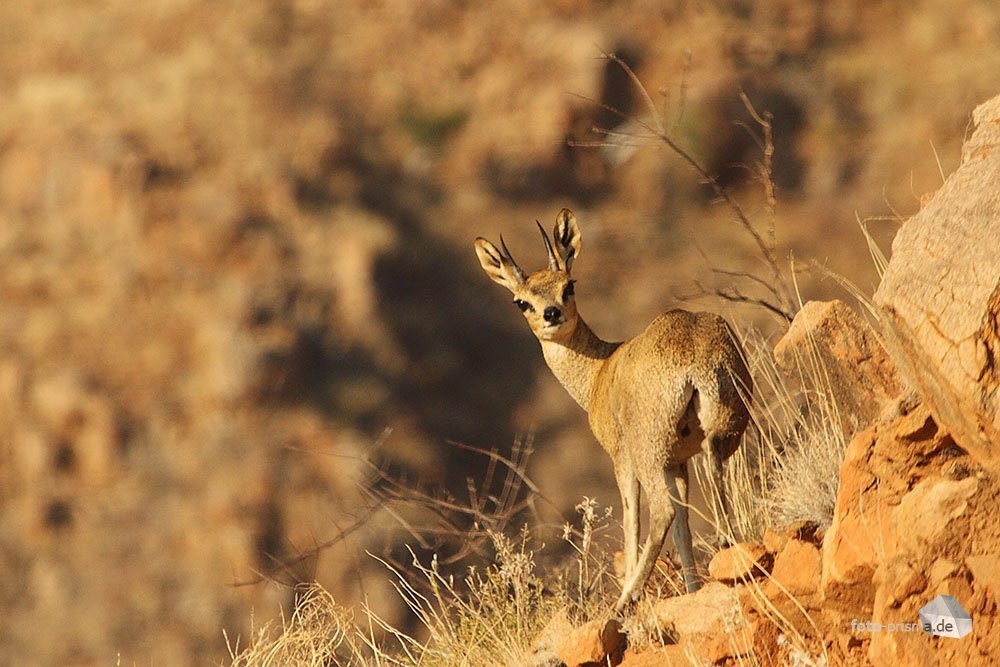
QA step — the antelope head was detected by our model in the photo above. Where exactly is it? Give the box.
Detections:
[475,208,583,342]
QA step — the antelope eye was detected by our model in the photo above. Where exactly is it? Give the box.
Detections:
[562,280,575,300]
[514,299,532,312]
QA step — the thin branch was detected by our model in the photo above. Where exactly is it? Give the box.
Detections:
[599,47,665,136]
[670,49,693,134]
[446,439,544,497]
[711,267,785,301]
[231,499,386,588]
[590,52,796,321]
[691,280,794,323]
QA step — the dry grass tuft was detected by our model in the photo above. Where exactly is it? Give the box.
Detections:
[226,584,360,667]
[227,502,617,666]
[739,326,848,533]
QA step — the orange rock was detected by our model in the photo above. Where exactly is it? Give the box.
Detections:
[763,520,822,555]
[743,577,824,644]
[881,559,927,607]
[653,581,742,641]
[857,457,998,666]
[773,299,903,438]
[771,539,821,597]
[526,607,572,665]
[708,542,771,583]
[700,631,754,664]
[966,554,1000,598]
[619,644,694,666]
[820,425,898,613]
[892,477,979,555]
[747,615,780,665]
[556,617,624,667]
[762,526,789,555]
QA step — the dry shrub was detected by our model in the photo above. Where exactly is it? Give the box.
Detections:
[736,325,848,535]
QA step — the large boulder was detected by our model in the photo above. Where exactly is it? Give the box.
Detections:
[873,94,1000,470]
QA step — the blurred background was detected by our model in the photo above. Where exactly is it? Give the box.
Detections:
[2,0,1000,664]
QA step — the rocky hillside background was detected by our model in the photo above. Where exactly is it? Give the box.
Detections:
[2,1,1000,664]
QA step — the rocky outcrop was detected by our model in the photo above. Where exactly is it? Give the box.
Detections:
[774,299,904,439]
[682,402,998,667]
[751,334,997,666]
[874,95,1000,470]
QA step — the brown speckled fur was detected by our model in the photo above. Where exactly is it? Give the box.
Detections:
[475,209,752,611]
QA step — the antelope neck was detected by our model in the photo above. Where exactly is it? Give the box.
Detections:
[540,317,620,411]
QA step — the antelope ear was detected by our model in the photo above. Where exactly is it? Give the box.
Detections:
[475,237,525,292]
[552,208,582,273]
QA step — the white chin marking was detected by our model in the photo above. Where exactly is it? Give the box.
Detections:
[541,323,565,339]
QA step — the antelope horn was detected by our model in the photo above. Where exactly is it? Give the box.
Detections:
[499,234,526,284]
[536,220,561,271]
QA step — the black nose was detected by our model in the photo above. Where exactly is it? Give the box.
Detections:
[543,306,561,323]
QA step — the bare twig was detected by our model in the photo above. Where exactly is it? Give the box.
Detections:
[231,499,386,588]
[233,433,558,589]
[600,47,665,136]
[670,49,693,134]
[739,92,777,230]
[691,280,795,323]
[711,267,787,305]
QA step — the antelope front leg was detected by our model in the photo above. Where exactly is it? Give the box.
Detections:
[615,463,640,583]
